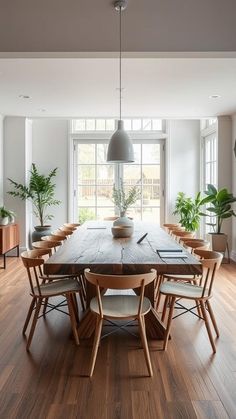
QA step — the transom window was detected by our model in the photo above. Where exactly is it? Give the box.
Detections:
[72,118,163,132]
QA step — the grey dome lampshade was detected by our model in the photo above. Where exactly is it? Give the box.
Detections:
[107,120,135,163]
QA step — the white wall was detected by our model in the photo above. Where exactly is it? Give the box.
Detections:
[0,115,3,205]
[2,117,201,246]
[166,119,200,222]
[4,117,32,249]
[231,114,236,257]
[32,119,69,230]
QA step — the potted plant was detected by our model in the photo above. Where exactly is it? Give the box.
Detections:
[203,184,236,252]
[8,163,61,240]
[0,206,16,225]
[111,180,141,233]
[173,191,211,232]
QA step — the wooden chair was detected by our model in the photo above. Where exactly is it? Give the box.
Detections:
[156,241,209,312]
[159,250,223,353]
[58,227,74,235]
[183,240,210,253]
[41,235,65,243]
[64,223,80,229]
[61,225,76,232]
[171,230,195,242]
[33,241,86,312]
[163,223,181,233]
[32,240,61,253]
[179,237,207,245]
[84,268,157,377]
[103,216,118,221]
[53,229,72,238]
[21,249,81,351]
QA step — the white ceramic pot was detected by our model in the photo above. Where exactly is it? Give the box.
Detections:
[113,212,134,228]
[0,216,9,225]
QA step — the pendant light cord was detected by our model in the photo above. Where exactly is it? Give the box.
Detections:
[119,5,122,121]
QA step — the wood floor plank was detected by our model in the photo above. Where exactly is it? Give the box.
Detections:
[1,258,236,418]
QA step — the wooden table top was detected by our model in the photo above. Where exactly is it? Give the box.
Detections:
[44,221,202,276]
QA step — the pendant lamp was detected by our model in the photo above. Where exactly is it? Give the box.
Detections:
[107,0,135,163]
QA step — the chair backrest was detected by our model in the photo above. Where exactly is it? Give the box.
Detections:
[64,223,80,228]
[103,216,118,221]
[84,268,157,317]
[53,229,70,238]
[171,230,195,242]
[41,235,64,243]
[32,240,61,253]
[163,224,184,234]
[183,240,210,253]
[21,249,50,296]
[180,237,206,244]
[194,249,223,297]
[58,227,74,235]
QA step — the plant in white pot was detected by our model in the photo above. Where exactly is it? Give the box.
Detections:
[203,184,236,254]
[111,180,140,236]
[8,163,61,241]
[0,206,15,225]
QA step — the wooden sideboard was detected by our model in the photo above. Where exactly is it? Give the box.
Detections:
[0,223,20,269]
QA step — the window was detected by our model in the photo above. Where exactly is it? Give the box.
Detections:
[73,140,164,224]
[72,118,163,132]
[203,133,217,233]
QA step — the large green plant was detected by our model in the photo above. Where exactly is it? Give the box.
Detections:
[203,184,236,233]
[173,191,210,232]
[8,163,61,227]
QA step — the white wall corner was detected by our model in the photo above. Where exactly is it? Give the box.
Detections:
[230,250,236,262]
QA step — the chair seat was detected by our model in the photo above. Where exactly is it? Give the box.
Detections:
[163,274,201,281]
[40,273,81,281]
[90,295,151,318]
[160,281,208,299]
[33,278,81,297]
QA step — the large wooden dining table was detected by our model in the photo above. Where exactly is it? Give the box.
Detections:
[44,221,202,340]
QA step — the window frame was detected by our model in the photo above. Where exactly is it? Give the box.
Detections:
[69,124,166,224]
[200,120,218,235]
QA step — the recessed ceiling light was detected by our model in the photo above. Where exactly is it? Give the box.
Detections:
[209,94,221,99]
[38,108,46,112]
[19,94,31,99]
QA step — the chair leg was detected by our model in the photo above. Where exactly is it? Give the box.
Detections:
[43,297,49,316]
[155,275,164,311]
[22,297,36,335]
[79,274,87,302]
[26,299,42,351]
[161,295,169,322]
[71,293,80,324]
[89,316,103,377]
[206,300,219,337]
[138,316,153,377]
[66,294,80,345]
[163,296,176,351]
[195,299,202,318]
[78,289,85,311]
[200,301,216,353]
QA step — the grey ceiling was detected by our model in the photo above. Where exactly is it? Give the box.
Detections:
[0,0,236,52]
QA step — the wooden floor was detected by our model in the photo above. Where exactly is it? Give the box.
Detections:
[1,258,236,419]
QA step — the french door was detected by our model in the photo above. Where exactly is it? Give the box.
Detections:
[73,139,165,224]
